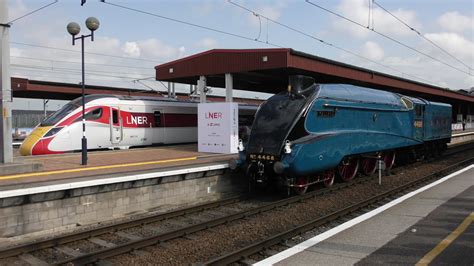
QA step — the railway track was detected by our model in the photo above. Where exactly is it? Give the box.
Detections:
[205,156,474,265]
[0,163,404,265]
[0,196,246,262]
[0,142,472,265]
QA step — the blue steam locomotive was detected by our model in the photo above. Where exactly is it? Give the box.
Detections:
[231,76,452,194]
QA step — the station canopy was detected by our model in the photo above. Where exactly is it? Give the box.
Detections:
[11,77,162,100]
[155,48,474,104]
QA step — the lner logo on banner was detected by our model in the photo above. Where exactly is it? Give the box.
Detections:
[198,102,238,154]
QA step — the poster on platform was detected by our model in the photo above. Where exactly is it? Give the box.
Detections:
[198,102,239,153]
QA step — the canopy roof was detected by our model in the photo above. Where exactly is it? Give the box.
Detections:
[155,48,474,104]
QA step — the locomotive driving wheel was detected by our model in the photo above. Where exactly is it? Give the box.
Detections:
[382,151,396,170]
[293,177,309,195]
[322,169,335,187]
[361,158,377,176]
[338,158,359,182]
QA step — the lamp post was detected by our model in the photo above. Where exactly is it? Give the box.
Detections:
[67,17,99,165]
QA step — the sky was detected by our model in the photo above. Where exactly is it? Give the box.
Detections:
[5,0,474,110]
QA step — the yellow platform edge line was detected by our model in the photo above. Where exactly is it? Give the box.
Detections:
[0,156,198,180]
[416,212,474,266]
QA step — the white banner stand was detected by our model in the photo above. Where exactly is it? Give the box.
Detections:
[198,102,239,154]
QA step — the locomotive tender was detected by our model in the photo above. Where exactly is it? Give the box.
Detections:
[231,76,452,194]
[20,95,256,156]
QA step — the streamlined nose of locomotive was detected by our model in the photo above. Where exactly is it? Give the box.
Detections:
[19,127,51,156]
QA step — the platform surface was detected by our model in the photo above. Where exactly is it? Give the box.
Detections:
[257,166,474,266]
[2,144,234,189]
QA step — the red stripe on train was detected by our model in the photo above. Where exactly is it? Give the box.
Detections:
[31,137,63,155]
[56,105,196,128]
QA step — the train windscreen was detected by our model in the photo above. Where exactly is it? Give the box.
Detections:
[246,85,318,156]
[41,99,81,126]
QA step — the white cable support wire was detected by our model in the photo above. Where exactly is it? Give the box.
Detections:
[228,0,439,86]
[305,0,473,77]
[7,0,58,24]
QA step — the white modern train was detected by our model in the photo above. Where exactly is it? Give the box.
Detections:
[20,95,257,156]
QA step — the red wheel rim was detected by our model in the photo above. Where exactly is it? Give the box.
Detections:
[338,158,359,182]
[361,158,377,175]
[323,169,335,187]
[383,152,396,170]
[293,177,308,195]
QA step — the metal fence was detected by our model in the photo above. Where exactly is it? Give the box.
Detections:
[12,110,54,128]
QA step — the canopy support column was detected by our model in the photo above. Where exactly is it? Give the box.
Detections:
[198,76,207,103]
[225,73,233,102]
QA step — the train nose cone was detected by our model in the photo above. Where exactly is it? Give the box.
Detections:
[19,127,51,156]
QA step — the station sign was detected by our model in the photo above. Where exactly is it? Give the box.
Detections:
[198,102,238,153]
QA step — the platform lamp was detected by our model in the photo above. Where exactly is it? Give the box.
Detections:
[67,17,100,165]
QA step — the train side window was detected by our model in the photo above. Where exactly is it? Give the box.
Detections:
[85,108,102,121]
[112,109,119,124]
[154,111,161,126]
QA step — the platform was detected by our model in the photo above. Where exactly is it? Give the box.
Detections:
[4,144,234,188]
[256,165,474,265]
[0,144,242,237]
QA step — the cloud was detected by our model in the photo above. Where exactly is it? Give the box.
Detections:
[333,0,421,38]
[423,32,474,66]
[247,1,288,27]
[195,38,218,49]
[178,46,186,58]
[9,35,179,88]
[192,0,216,16]
[362,41,384,61]
[133,38,182,60]
[122,42,141,58]
[438,11,474,33]
[7,0,28,22]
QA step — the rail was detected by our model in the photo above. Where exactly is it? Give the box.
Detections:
[204,157,474,265]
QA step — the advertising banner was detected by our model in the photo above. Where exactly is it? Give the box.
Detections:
[198,102,238,153]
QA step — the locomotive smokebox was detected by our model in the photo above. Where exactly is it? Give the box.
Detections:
[288,75,315,96]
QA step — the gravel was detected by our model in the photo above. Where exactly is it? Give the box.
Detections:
[0,257,28,266]
[106,149,473,265]
[30,247,71,264]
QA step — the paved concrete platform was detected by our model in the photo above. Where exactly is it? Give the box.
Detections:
[0,161,43,176]
[1,144,235,188]
[257,166,474,266]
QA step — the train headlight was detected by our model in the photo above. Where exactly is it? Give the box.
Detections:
[238,139,244,152]
[284,140,292,154]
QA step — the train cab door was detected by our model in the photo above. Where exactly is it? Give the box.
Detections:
[413,104,424,141]
[152,109,165,144]
[110,107,123,145]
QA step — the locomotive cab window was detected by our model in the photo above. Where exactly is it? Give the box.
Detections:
[401,97,413,110]
[112,109,119,124]
[154,111,161,126]
[84,108,102,121]
[415,105,423,116]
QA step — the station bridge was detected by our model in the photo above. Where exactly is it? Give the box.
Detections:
[154,48,473,122]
